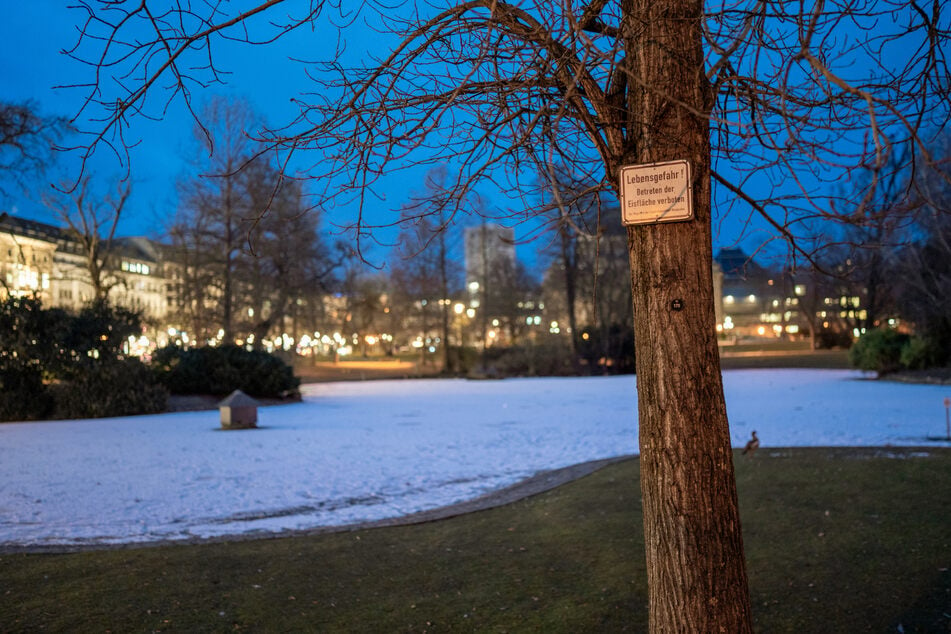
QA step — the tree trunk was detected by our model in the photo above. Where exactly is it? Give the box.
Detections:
[622,1,753,631]
[439,216,451,373]
[561,225,580,362]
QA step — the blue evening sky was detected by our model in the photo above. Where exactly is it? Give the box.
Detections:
[1,2,779,272]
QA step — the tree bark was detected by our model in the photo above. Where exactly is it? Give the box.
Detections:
[439,212,451,372]
[561,224,580,362]
[622,1,753,631]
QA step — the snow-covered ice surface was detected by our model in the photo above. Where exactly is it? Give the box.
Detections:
[1,369,948,549]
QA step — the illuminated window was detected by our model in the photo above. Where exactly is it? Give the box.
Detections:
[121,261,151,275]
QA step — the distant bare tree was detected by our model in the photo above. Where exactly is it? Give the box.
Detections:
[535,166,605,362]
[169,97,339,346]
[896,212,951,365]
[165,205,220,343]
[66,1,950,630]
[828,151,917,332]
[0,101,64,198]
[335,257,389,358]
[240,167,339,348]
[483,255,538,345]
[895,150,951,365]
[391,166,463,370]
[49,175,129,302]
[172,96,263,342]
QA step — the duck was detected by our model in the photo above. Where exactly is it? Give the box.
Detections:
[742,430,760,456]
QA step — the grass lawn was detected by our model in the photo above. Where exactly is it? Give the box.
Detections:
[2,447,949,632]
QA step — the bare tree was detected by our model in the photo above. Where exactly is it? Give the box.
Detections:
[483,255,538,345]
[173,96,263,342]
[65,1,950,630]
[49,175,129,302]
[391,166,463,370]
[828,153,917,332]
[241,167,339,348]
[336,259,389,358]
[0,101,64,198]
[170,102,339,347]
[894,152,951,365]
[535,166,609,363]
[535,167,637,371]
[165,207,220,344]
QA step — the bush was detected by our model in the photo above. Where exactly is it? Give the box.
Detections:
[445,346,480,376]
[577,325,636,374]
[152,345,300,398]
[58,300,143,378]
[490,343,579,377]
[0,296,70,379]
[848,328,910,374]
[815,329,854,350]
[0,297,168,421]
[50,358,168,420]
[899,336,932,371]
[0,367,52,421]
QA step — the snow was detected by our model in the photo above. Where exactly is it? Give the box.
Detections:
[1,369,948,549]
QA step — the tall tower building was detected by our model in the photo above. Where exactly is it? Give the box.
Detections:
[463,223,516,299]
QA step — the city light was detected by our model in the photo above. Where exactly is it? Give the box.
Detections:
[3,209,883,359]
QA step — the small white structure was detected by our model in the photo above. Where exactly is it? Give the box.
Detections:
[219,390,259,430]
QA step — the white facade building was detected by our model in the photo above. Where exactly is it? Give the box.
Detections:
[1,214,169,322]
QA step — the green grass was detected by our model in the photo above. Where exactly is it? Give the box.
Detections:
[2,448,949,632]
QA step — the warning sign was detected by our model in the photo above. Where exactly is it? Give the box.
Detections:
[619,160,693,225]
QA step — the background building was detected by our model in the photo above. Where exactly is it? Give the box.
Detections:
[0,215,56,300]
[463,223,516,296]
[1,213,170,350]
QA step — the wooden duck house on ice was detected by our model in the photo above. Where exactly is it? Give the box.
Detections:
[218,390,259,430]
